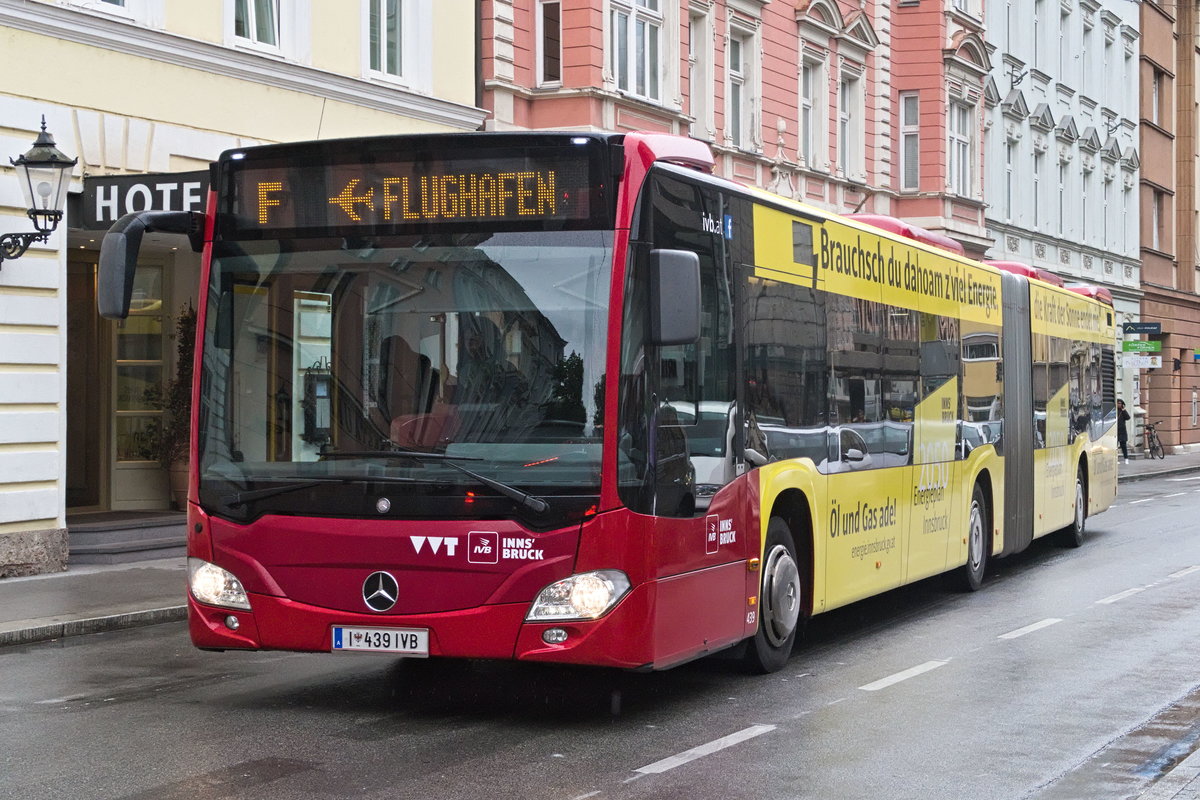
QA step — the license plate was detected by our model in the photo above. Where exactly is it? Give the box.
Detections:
[332,626,429,656]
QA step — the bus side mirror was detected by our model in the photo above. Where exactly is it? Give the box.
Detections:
[647,248,700,346]
[98,210,204,319]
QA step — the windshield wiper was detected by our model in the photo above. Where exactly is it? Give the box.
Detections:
[224,449,548,514]
[320,447,548,513]
[221,480,324,508]
[318,447,480,461]
[438,459,549,514]
[220,475,420,509]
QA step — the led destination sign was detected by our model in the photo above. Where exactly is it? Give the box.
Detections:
[220,145,604,237]
[259,169,563,225]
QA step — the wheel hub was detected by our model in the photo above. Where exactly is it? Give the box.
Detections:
[762,545,801,647]
[968,502,984,571]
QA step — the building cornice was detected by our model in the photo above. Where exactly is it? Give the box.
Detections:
[484,80,687,120]
[0,0,487,132]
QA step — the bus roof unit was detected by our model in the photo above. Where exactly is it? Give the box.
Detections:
[985,260,1065,287]
[847,214,966,257]
[625,132,715,174]
[1066,283,1114,305]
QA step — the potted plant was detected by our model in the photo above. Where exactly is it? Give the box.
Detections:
[161,303,196,510]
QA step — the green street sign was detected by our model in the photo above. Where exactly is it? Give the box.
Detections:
[1122,340,1162,352]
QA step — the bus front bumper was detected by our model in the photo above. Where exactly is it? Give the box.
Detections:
[187,583,659,669]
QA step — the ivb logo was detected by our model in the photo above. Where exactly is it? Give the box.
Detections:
[700,214,735,240]
[468,531,499,564]
[706,514,719,555]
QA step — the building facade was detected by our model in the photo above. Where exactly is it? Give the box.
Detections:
[1139,0,1200,451]
[485,0,927,220]
[889,0,993,256]
[0,0,485,576]
[982,0,1141,405]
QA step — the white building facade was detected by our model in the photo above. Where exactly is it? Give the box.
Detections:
[0,0,484,576]
[982,0,1141,400]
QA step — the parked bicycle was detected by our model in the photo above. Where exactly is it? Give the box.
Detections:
[1143,420,1166,460]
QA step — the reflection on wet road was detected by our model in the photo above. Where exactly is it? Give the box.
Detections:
[2,480,1200,800]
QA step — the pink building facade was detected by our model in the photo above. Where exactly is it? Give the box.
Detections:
[481,0,991,252]
[890,0,992,256]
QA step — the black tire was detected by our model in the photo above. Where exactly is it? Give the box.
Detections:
[1152,436,1166,459]
[957,483,989,592]
[1058,466,1087,548]
[744,517,803,674]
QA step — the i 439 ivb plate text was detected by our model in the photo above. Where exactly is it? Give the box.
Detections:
[331,626,429,656]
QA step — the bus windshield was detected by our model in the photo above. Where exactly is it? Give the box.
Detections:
[197,230,612,520]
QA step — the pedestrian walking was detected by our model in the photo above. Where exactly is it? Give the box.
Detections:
[1117,399,1130,464]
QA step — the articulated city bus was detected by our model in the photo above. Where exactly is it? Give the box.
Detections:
[98,132,1116,673]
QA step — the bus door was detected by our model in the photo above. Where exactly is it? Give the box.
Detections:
[908,286,963,582]
[735,200,830,612]
[818,223,905,607]
[618,167,744,660]
[1030,284,1072,535]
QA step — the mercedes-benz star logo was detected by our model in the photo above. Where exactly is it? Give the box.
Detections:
[362,571,399,612]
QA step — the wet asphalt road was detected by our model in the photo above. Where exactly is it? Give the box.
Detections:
[3,479,1200,800]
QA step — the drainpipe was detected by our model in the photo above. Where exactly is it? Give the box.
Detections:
[476,0,485,130]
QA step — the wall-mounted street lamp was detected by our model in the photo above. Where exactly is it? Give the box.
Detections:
[0,117,77,268]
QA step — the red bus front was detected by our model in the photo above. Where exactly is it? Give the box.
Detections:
[172,132,764,670]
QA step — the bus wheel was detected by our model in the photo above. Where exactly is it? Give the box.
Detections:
[957,483,988,592]
[1059,467,1087,548]
[744,517,803,674]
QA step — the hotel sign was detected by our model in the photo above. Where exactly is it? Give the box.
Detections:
[80,171,209,230]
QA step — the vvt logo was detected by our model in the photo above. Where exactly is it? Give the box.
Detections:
[410,536,459,557]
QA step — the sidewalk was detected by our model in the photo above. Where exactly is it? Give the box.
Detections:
[4,451,1200,651]
[1118,447,1200,482]
[0,556,186,648]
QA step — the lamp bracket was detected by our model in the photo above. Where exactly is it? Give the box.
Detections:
[0,209,64,268]
[0,230,50,265]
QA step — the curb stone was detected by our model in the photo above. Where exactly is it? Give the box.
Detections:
[0,606,186,648]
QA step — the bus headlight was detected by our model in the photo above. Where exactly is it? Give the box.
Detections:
[526,570,630,621]
[188,558,251,610]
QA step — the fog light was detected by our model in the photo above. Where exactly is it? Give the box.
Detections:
[542,627,568,644]
[224,615,240,631]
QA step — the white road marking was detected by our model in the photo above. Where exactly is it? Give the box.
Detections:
[572,792,602,800]
[998,618,1063,640]
[859,660,948,692]
[1166,476,1200,481]
[1164,492,1187,498]
[1130,499,1153,504]
[634,724,776,775]
[1097,587,1145,604]
[33,694,88,705]
[1169,566,1200,579]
